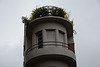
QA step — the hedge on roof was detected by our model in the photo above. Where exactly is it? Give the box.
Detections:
[22,6,76,34]
[22,6,71,23]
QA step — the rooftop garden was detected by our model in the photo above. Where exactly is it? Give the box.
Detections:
[22,6,73,24]
[22,6,76,34]
[22,6,77,34]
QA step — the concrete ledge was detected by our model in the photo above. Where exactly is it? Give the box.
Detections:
[26,16,73,38]
[25,47,76,67]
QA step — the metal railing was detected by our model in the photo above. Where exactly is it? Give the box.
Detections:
[26,41,68,55]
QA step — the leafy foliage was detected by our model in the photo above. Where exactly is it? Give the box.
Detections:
[22,6,71,23]
[22,6,76,34]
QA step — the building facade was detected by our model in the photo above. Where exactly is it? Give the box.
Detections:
[23,16,76,67]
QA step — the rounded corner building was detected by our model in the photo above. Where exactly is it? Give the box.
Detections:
[23,6,77,67]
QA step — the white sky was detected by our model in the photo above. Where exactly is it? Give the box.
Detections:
[0,0,100,67]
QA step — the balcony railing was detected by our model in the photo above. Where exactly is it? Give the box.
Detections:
[26,41,68,55]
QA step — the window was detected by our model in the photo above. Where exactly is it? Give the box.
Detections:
[46,30,56,41]
[36,31,43,48]
[59,31,65,42]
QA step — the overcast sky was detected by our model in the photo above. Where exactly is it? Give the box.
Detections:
[0,0,100,67]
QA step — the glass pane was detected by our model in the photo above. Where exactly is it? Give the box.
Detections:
[36,31,43,48]
[59,31,64,42]
[47,30,56,41]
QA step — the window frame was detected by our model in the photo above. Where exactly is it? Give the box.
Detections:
[35,30,43,48]
[59,30,65,43]
[46,29,56,42]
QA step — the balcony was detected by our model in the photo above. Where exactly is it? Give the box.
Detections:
[25,41,76,67]
[25,41,76,61]
[26,41,68,55]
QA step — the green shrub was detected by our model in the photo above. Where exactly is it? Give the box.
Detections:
[22,6,71,23]
[22,6,76,34]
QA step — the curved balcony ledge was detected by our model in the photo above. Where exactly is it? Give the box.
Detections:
[25,46,76,62]
[25,47,76,67]
[26,16,73,38]
[26,41,68,54]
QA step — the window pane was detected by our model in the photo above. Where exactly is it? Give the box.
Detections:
[36,31,43,48]
[47,30,56,41]
[59,31,65,42]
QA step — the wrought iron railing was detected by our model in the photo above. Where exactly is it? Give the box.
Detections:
[26,41,68,55]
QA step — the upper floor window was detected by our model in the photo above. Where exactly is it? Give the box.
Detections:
[35,29,65,48]
[36,30,43,48]
[46,29,56,41]
[59,30,65,42]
